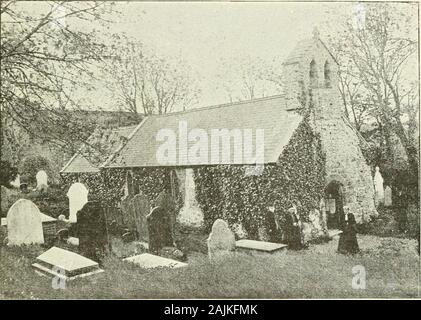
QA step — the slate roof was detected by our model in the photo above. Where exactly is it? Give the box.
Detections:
[60,125,138,173]
[103,95,303,168]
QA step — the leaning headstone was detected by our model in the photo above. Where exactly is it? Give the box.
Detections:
[67,182,88,223]
[207,219,235,260]
[384,186,392,207]
[146,206,174,254]
[7,199,44,245]
[36,170,48,191]
[130,192,150,243]
[76,201,108,262]
[374,166,384,205]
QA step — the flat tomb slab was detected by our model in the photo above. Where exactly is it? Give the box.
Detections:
[328,229,343,238]
[236,239,287,253]
[123,253,187,269]
[32,246,103,279]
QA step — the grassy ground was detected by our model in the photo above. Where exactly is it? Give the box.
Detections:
[0,232,419,299]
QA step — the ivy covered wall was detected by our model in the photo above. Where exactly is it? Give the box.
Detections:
[193,118,326,241]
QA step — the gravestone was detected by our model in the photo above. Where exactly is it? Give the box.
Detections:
[76,201,108,262]
[36,170,48,191]
[384,186,392,207]
[155,190,176,240]
[130,192,150,242]
[207,219,235,260]
[146,206,174,254]
[67,182,88,223]
[120,192,150,242]
[32,246,103,280]
[7,199,44,245]
[374,166,384,205]
[123,253,187,269]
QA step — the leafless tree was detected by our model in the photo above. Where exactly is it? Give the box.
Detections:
[104,34,198,115]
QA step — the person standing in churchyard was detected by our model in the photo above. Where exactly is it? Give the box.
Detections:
[284,203,305,250]
[337,206,360,254]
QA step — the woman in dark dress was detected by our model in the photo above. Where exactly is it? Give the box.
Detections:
[285,205,305,250]
[337,206,360,254]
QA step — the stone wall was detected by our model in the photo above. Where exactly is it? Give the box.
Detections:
[282,31,377,224]
[312,88,377,223]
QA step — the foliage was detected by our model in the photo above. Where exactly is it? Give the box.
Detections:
[1,1,115,151]
[324,3,419,174]
[0,160,18,188]
[194,119,326,237]
[19,155,51,185]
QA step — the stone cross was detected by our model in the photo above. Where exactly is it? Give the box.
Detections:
[36,170,48,191]
[374,166,384,205]
[7,199,44,246]
[384,186,392,207]
[207,219,236,260]
[67,182,89,223]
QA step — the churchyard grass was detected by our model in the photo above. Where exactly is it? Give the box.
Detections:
[0,232,418,299]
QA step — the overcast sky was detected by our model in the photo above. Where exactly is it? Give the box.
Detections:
[108,1,346,108]
[17,1,419,111]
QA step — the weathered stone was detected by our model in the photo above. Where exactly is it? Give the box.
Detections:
[207,219,235,260]
[67,182,88,223]
[147,206,174,254]
[120,192,150,242]
[236,239,287,254]
[36,170,48,191]
[123,253,187,269]
[177,168,204,227]
[7,199,44,246]
[76,201,108,261]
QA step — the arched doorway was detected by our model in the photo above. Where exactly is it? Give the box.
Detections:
[324,181,344,229]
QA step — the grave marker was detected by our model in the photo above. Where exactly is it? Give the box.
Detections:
[7,199,44,246]
[207,219,235,260]
[67,182,88,223]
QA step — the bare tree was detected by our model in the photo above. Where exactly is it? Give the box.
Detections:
[104,34,198,115]
[1,1,115,154]
[217,56,283,102]
[325,3,418,172]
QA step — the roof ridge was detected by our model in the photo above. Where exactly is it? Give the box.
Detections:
[148,94,286,118]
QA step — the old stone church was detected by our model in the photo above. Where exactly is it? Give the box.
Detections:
[63,30,377,240]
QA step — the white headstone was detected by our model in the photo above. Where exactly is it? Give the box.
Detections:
[36,170,48,190]
[7,199,44,246]
[374,166,384,205]
[384,186,392,207]
[177,168,204,227]
[67,182,88,223]
[207,219,236,260]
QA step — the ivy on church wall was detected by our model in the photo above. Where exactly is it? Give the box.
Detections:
[61,167,181,208]
[193,118,326,238]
